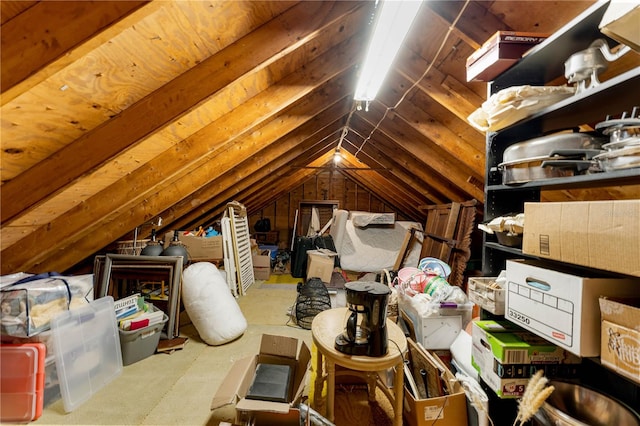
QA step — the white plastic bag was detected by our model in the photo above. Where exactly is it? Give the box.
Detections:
[182,262,247,345]
[468,85,575,132]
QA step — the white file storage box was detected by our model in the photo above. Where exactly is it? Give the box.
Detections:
[505,259,638,357]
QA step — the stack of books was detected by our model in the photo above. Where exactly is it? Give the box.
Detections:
[114,294,164,331]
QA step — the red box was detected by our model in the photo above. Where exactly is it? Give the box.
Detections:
[1,343,46,422]
[466,31,549,82]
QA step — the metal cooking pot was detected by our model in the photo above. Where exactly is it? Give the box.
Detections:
[498,132,604,184]
[532,381,640,426]
[594,145,640,171]
[498,159,579,184]
[502,132,604,163]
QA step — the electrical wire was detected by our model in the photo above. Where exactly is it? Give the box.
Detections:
[354,0,471,158]
[335,102,358,153]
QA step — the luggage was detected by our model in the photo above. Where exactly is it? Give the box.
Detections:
[291,236,314,278]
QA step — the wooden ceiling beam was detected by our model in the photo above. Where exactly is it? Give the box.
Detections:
[1,1,367,244]
[338,134,451,205]
[2,1,364,245]
[186,153,335,232]
[333,149,430,217]
[353,103,484,201]
[344,122,466,204]
[339,137,450,205]
[392,44,485,127]
[0,0,366,224]
[337,153,428,220]
[1,0,151,99]
[161,102,351,232]
[407,86,485,152]
[344,170,426,219]
[0,48,358,273]
[423,1,508,51]
[391,91,485,176]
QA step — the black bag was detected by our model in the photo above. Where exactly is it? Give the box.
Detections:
[254,218,271,232]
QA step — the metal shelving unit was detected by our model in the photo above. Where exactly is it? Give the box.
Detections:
[480,0,640,413]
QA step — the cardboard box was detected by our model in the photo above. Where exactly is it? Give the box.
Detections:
[471,320,581,398]
[466,31,549,82]
[404,338,468,426]
[306,249,337,283]
[522,200,640,277]
[164,231,223,260]
[505,259,639,357]
[600,0,640,51]
[210,334,311,424]
[252,254,271,281]
[471,320,580,365]
[599,297,640,385]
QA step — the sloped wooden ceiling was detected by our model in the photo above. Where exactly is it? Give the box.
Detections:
[2,0,634,274]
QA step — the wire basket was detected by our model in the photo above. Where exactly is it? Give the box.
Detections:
[115,239,150,256]
[294,278,331,330]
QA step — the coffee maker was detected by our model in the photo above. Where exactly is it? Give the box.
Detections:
[335,281,391,357]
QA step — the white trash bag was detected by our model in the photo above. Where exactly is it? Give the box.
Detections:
[182,262,247,345]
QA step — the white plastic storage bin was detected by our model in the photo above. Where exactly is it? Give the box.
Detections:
[399,293,474,350]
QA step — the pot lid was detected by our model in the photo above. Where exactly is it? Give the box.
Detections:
[596,118,640,131]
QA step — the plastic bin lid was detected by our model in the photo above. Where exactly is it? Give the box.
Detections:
[50,296,123,412]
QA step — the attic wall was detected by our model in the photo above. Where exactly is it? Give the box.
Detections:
[541,184,640,202]
[248,171,410,251]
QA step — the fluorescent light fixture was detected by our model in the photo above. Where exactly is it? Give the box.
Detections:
[354,0,423,103]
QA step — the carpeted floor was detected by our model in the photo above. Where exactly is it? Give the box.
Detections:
[32,277,394,425]
[262,271,352,289]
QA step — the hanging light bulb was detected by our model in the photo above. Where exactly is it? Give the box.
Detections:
[333,149,342,163]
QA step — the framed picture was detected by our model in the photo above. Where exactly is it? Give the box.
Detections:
[97,254,183,339]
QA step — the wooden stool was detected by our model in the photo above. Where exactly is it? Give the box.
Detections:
[311,307,407,426]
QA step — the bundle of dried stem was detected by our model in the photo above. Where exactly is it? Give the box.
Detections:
[513,369,555,426]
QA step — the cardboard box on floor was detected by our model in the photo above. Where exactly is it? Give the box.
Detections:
[404,338,468,426]
[164,231,223,260]
[252,254,271,281]
[211,334,311,424]
[599,297,640,385]
[522,200,640,277]
[306,249,337,284]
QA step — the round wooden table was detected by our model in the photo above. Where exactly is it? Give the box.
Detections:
[311,307,407,426]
